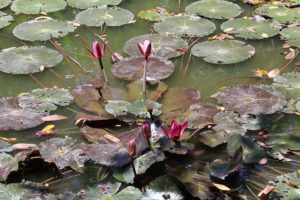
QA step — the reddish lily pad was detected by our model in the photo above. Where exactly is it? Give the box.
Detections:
[123,34,188,59]
[38,137,88,172]
[111,56,175,84]
[0,97,44,131]
[0,153,18,181]
[214,85,287,115]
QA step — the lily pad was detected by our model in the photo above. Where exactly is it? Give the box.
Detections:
[0,181,44,199]
[123,34,188,59]
[274,172,300,200]
[113,151,165,184]
[0,11,13,29]
[128,99,162,118]
[0,141,13,153]
[75,6,134,27]
[67,0,122,9]
[142,176,184,200]
[273,72,300,100]
[282,99,300,113]
[280,26,300,48]
[39,137,88,172]
[214,85,287,115]
[237,114,272,131]
[80,182,142,200]
[0,46,63,74]
[0,0,10,9]
[185,0,242,19]
[138,8,173,22]
[221,18,281,39]
[104,100,131,117]
[191,40,255,64]
[154,15,216,37]
[265,133,300,152]
[11,0,67,14]
[0,153,18,181]
[19,88,73,114]
[13,19,75,41]
[253,4,300,24]
[0,97,44,131]
[111,56,175,83]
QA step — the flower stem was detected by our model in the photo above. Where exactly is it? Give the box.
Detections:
[143,59,147,99]
[99,59,108,84]
[131,158,137,177]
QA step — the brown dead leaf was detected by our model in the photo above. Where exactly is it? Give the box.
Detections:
[213,183,231,191]
[42,114,67,121]
[0,137,17,143]
[267,68,280,78]
[13,143,37,150]
[258,184,275,198]
[285,51,296,60]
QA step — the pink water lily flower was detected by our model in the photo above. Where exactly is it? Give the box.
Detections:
[137,40,151,60]
[91,41,105,59]
[162,120,188,141]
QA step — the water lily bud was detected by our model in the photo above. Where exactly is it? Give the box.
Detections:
[128,139,136,159]
[92,41,105,59]
[137,40,152,60]
[142,121,151,139]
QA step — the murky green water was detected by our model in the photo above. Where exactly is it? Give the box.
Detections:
[0,0,299,197]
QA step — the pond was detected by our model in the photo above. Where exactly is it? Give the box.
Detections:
[0,0,299,199]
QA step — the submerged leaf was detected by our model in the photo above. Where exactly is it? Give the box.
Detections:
[0,46,63,74]
[11,0,66,14]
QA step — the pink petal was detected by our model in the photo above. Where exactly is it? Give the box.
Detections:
[92,41,100,58]
[137,42,145,56]
[180,121,188,136]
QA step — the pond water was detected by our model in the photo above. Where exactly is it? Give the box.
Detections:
[0,0,299,199]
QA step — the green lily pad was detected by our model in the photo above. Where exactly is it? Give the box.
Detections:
[0,46,63,74]
[19,88,73,114]
[0,97,44,131]
[75,6,134,27]
[113,151,165,184]
[214,85,287,115]
[11,0,66,14]
[142,176,184,200]
[123,34,188,59]
[273,72,300,100]
[39,137,88,172]
[0,141,13,153]
[112,56,175,83]
[138,8,173,22]
[282,99,300,113]
[221,18,281,39]
[0,181,44,199]
[199,111,246,148]
[80,182,142,200]
[191,40,255,64]
[185,0,242,19]
[67,0,122,9]
[0,11,13,29]
[0,153,18,181]
[280,26,300,48]
[128,99,162,118]
[227,135,266,164]
[0,0,11,9]
[237,114,272,131]
[154,15,216,37]
[253,4,300,24]
[274,172,300,200]
[13,19,75,41]
[266,133,300,152]
[104,100,131,117]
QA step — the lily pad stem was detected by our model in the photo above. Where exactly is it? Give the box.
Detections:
[99,59,109,84]
[131,157,137,177]
[143,59,147,99]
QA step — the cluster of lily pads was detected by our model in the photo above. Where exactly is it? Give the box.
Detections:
[0,0,300,199]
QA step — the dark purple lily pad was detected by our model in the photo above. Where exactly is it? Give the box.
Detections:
[213,85,287,115]
[38,137,88,172]
[0,97,44,131]
[0,153,19,181]
[111,56,175,84]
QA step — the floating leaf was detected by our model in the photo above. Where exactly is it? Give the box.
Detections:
[266,133,300,152]
[67,0,122,9]
[104,100,131,117]
[138,8,173,22]
[273,72,300,100]
[75,6,134,27]
[39,137,88,172]
[227,135,266,164]
[123,34,188,59]
[237,114,272,131]
[80,182,142,200]
[221,18,281,39]
[214,85,287,115]
[0,97,44,131]
[0,181,44,199]
[280,26,300,48]
[253,4,300,24]
[113,151,165,184]
[282,99,300,113]
[0,0,10,9]
[0,141,13,153]
[11,0,66,14]
[185,0,242,19]
[111,56,175,83]
[0,11,13,29]
[154,15,216,37]
[191,40,255,64]
[13,19,75,41]
[142,176,184,200]
[0,153,18,181]
[0,46,63,74]
[128,99,162,118]
[274,172,300,200]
